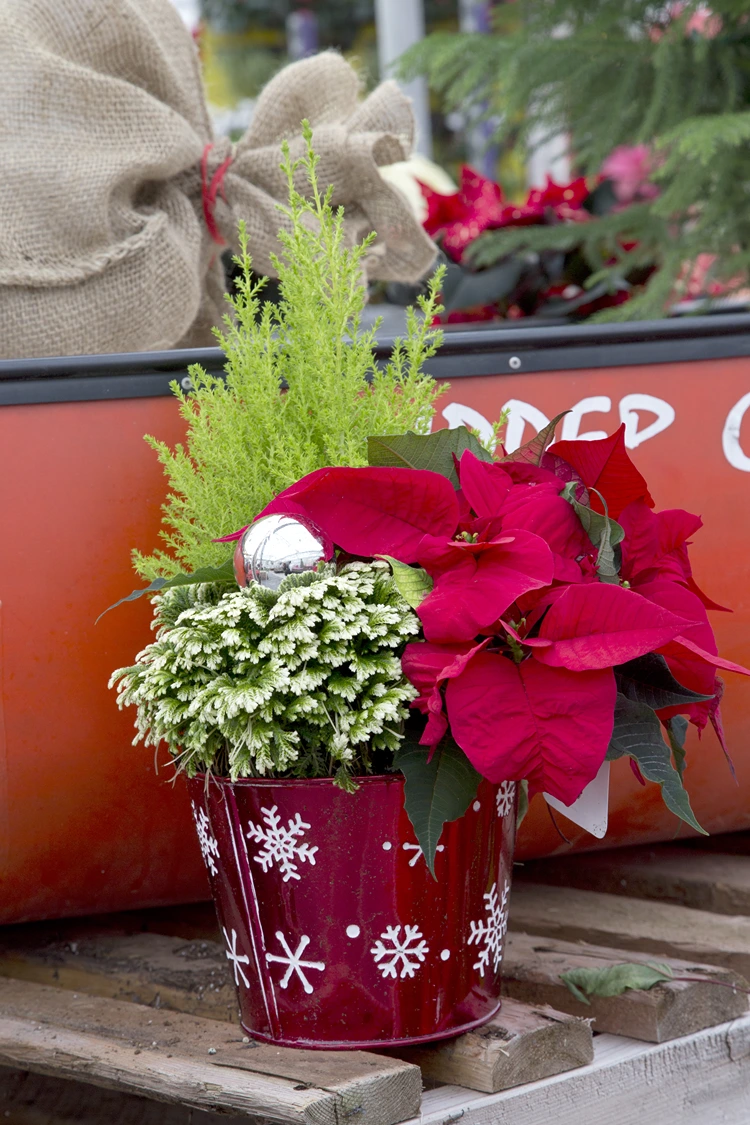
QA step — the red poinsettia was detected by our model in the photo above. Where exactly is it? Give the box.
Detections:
[420,166,594,263]
[421,166,507,262]
[229,424,748,810]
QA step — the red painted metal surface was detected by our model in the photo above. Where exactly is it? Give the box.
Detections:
[187,774,515,1048]
[2,354,750,922]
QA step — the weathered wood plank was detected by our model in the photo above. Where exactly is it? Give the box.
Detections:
[0,1068,250,1125]
[502,932,748,1042]
[0,978,421,1125]
[388,997,592,1093]
[508,882,750,977]
[413,1014,750,1125]
[0,931,236,1022]
[517,845,750,916]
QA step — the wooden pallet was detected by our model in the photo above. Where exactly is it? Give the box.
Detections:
[1,837,749,1123]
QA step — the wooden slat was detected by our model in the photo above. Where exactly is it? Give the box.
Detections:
[0,1068,245,1125]
[0,927,597,1096]
[412,1014,750,1125]
[389,997,592,1093]
[502,932,748,1042]
[0,930,236,1022]
[0,978,421,1125]
[508,882,750,977]
[517,845,750,916]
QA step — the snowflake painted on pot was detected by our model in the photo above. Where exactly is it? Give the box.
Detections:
[371,925,429,979]
[191,802,220,876]
[223,926,251,987]
[402,842,445,868]
[468,880,510,978]
[246,805,319,882]
[495,782,516,819]
[265,931,326,994]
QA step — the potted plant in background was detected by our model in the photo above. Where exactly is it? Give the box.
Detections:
[401,0,750,321]
[414,163,657,325]
[110,129,749,1050]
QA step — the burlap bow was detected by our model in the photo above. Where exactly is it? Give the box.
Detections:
[0,0,436,359]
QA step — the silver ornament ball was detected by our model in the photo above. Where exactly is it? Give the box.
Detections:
[234,514,328,590]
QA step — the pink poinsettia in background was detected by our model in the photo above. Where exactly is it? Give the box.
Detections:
[228,421,749,823]
[600,145,660,205]
[650,3,722,41]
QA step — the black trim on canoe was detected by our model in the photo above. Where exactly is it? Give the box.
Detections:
[2,313,750,406]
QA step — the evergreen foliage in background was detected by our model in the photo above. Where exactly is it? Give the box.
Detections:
[134,123,444,580]
[402,0,750,320]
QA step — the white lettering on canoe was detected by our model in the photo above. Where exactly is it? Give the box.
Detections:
[560,396,612,442]
[444,396,676,455]
[618,394,676,449]
[723,392,750,472]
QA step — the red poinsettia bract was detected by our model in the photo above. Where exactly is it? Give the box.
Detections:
[420,166,594,264]
[243,426,747,806]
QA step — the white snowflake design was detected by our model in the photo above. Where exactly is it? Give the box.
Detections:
[495,782,516,820]
[223,926,251,987]
[371,925,429,979]
[265,931,326,994]
[468,880,510,978]
[402,842,445,868]
[246,805,319,882]
[191,802,220,876]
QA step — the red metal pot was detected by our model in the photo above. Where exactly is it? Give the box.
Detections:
[187,773,516,1049]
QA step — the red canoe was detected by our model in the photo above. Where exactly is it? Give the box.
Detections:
[2,318,750,923]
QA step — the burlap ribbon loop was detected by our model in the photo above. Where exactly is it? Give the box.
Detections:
[1,0,436,359]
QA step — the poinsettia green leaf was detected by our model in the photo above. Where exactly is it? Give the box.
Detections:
[98,559,236,622]
[561,961,674,1006]
[500,410,569,466]
[377,556,433,608]
[367,427,491,486]
[562,482,625,547]
[665,714,690,779]
[562,482,624,585]
[615,653,713,711]
[606,694,707,834]
[591,489,621,584]
[517,779,530,829]
[393,733,481,877]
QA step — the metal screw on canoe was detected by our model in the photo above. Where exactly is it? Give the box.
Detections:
[181,376,194,391]
[509,356,522,370]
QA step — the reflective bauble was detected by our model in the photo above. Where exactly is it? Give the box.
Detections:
[234,514,328,590]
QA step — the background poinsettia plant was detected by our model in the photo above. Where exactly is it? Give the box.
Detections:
[226,416,748,868]
[421,165,656,324]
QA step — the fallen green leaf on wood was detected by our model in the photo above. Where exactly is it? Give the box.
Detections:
[561,961,675,1005]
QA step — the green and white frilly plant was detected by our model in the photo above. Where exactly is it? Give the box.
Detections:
[133,120,445,583]
[110,562,420,791]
